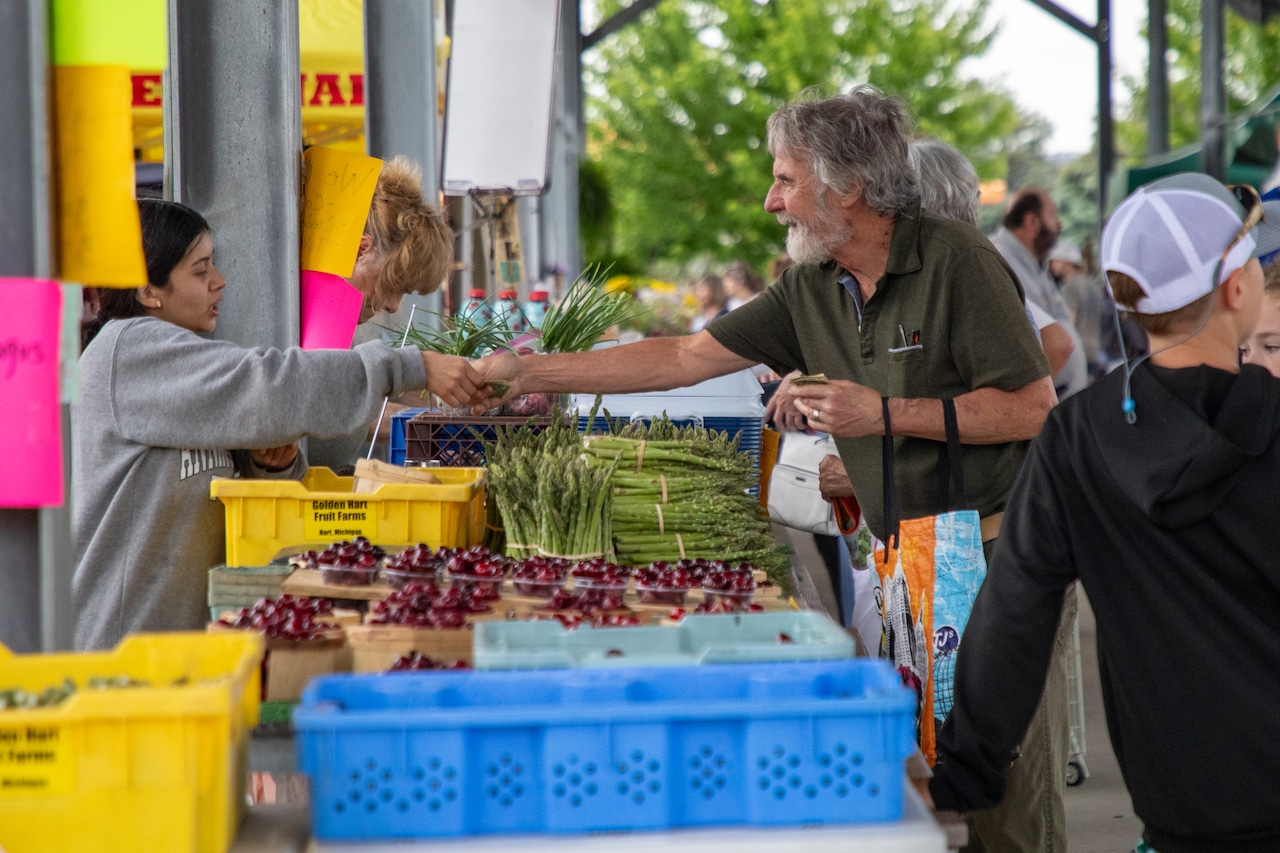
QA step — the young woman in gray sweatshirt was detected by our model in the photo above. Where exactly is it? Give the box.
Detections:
[72,197,479,650]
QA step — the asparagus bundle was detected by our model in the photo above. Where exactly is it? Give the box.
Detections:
[482,414,617,560]
[584,413,790,589]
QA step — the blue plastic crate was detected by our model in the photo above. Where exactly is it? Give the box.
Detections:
[389,407,431,466]
[473,612,854,670]
[293,659,915,841]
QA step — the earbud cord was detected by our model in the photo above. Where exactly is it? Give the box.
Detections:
[1117,297,1215,424]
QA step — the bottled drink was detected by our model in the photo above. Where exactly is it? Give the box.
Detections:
[523,289,549,329]
[496,289,527,334]
[460,289,491,326]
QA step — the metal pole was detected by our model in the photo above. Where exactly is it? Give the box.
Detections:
[1201,0,1227,180]
[1097,0,1113,222]
[541,0,582,286]
[0,0,63,652]
[365,0,443,325]
[1147,0,1169,156]
[167,1,302,349]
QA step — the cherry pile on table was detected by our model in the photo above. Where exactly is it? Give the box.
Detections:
[367,581,491,629]
[224,595,339,640]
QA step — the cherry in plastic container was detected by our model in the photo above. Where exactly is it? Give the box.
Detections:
[510,556,569,599]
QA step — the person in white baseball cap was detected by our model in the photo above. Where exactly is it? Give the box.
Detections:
[931,171,1280,853]
[1099,172,1280,421]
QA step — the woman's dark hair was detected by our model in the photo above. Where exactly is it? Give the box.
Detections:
[81,199,210,350]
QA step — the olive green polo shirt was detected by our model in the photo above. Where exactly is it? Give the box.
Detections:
[707,203,1050,541]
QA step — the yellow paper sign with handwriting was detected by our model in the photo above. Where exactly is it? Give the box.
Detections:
[300,147,384,277]
[52,65,147,288]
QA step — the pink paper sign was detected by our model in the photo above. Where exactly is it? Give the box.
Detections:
[0,278,64,507]
[299,269,362,350]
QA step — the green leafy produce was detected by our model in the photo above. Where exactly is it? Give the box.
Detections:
[584,411,791,591]
[388,309,517,358]
[538,266,642,354]
[482,410,617,560]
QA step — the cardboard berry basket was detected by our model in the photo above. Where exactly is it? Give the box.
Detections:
[0,632,262,853]
[209,621,352,702]
[345,624,475,671]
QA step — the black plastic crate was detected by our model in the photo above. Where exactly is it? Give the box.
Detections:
[403,413,555,467]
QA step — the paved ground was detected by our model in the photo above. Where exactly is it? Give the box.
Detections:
[1064,589,1144,852]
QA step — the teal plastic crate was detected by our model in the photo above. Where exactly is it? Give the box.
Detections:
[474,612,854,670]
[294,659,915,841]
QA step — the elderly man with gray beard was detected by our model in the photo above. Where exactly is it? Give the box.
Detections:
[472,87,1060,851]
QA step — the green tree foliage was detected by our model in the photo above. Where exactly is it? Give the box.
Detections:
[1120,0,1280,160]
[584,0,1038,272]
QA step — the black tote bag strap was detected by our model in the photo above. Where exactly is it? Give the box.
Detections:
[936,398,969,511]
[881,396,900,551]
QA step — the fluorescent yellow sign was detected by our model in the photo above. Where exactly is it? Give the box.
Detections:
[52,0,167,67]
[300,147,383,278]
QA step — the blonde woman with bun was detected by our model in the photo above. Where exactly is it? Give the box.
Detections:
[349,155,455,323]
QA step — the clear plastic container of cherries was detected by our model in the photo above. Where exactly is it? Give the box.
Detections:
[316,537,385,586]
[569,559,630,595]
[700,562,763,612]
[443,545,511,601]
[382,544,448,591]
[510,556,571,599]
[633,560,698,607]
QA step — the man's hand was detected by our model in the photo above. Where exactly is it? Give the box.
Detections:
[765,373,813,432]
[817,454,854,500]
[422,352,484,407]
[470,353,523,412]
[789,380,885,438]
[251,442,299,471]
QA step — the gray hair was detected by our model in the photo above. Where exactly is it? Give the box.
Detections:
[907,136,980,227]
[766,85,920,217]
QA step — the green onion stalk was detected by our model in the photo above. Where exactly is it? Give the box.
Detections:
[538,266,643,354]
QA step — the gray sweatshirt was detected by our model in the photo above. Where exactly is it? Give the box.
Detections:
[72,317,427,650]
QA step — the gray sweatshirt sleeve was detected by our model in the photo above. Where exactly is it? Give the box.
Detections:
[105,317,427,450]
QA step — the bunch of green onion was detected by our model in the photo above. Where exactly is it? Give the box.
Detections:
[390,308,516,357]
[538,266,642,354]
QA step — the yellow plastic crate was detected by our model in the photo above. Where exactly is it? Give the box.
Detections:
[211,466,487,567]
[0,632,264,853]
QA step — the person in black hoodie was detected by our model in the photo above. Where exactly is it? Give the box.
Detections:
[930,172,1280,853]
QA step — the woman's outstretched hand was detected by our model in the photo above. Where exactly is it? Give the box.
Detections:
[422,352,485,407]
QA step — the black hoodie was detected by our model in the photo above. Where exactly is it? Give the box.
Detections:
[930,362,1280,853]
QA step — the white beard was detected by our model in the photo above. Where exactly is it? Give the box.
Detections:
[783,217,843,265]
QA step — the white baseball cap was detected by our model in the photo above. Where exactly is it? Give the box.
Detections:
[1100,173,1280,314]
